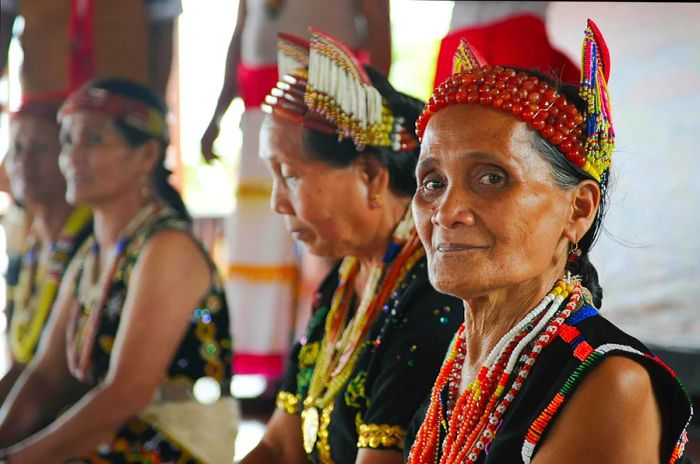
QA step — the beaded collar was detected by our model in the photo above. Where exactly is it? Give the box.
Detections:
[9,206,92,363]
[416,19,614,183]
[408,277,585,463]
[66,203,159,382]
[300,208,425,455]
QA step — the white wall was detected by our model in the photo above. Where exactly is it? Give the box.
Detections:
[547,2,700,350]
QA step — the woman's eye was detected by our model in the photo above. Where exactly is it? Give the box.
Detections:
[478,172,506,185]
[423,179,444,191]
[86,132,102,145]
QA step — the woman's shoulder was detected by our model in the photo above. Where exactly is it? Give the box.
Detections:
[529,306,693,463]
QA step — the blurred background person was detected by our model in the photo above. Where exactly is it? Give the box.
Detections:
[199,0,391,388]
[0,0,181,100]
[0,98,92,406]
[433,2,579,89]
[0,79,235,463]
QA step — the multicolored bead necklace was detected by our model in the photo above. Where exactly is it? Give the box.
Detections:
[9,206,92,364]
[301,208,425,455]
[408,278,583,463]
[66,202,158,382]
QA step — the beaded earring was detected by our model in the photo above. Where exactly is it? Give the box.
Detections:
[568,241,583,263]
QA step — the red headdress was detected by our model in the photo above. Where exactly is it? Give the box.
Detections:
[416,19,614,183]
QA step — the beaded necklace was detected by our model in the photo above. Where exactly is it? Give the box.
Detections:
[408,278,583,463]
[301,208,424,455]
[66,202,158,382]
[9,206,92,364]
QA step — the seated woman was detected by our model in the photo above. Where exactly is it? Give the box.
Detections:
[0,99,92,405]
[242,32,463,464]
[0,79,236,464]
[406,20,693,463]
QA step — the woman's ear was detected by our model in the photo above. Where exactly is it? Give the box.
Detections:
[564,180,601,243]
[358,155,390,206]
[137,139,162,174]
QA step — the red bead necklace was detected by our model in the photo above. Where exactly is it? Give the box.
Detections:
[408,280,583,463]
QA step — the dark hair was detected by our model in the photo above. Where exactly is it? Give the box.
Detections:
[87,78,191,223]
[301,66,425,197]
[518,69,608,307]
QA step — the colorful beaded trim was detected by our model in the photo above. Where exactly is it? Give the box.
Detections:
[416,19,614,183]
[305,28,417,153]
[276,390,302,415]
[9,206,92,363]
[522,322,694,464]
[357,423,406,449]
[59,87,167,141]
[262,33,312,123]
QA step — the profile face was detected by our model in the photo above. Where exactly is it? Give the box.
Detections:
[58,110,143,206]
[259,115,375,258]
[412,104,572,300]
[6,116,65,205]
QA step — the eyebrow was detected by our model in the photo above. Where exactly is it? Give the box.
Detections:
[416,151,500,171]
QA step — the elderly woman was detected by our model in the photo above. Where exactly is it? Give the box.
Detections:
[241,31,462,464]
[0,99,92,405]
[406,20,693,464]
[0,79,235,464]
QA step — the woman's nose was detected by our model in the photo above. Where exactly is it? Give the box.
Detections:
[432,185,477,229]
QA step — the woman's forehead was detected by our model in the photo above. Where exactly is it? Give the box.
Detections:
[422,106,532,156]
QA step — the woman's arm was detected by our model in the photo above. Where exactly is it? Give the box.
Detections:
[240,409,308,464]
[0,262,87,447]
[201,0,246,163]
[356,448,402,464]
[2,229,213,463]
[0,362,24,407]
[532,356,662,464]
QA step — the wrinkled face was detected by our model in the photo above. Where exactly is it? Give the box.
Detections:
[59,111,149,206]
[6,116,65,205]
[412,105,572,300]
[260,115,375,258]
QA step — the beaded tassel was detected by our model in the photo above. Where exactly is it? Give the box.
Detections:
[306,28,391,150]
[579,19,615,182]
[277,33,309,79]
[452,36,488,75]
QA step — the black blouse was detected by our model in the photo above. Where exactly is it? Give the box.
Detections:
[277,256,463,463]
[404,306,694,463]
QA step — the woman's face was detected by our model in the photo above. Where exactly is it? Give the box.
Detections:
[260,115,377,258]
[6,115,65,205]
[413,104,573,300]
[59,110,151,206]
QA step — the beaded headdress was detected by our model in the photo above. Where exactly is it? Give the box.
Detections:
[262,33,310,123]
[416,19,614,183]
[59,86,168,142]
[305,28,417,152]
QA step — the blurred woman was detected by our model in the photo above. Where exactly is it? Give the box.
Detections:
[241,31,463,464]
[0,99,92,404]
[0,79,235,463]
[406,20,692,463]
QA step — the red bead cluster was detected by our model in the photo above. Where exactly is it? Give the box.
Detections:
[408,284,583,464]
[416,65,589,171]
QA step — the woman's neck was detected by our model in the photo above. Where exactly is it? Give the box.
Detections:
[92,193,151,249]
[354,195,410,295]
[461,262,566,370]
[30,197,74,245]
